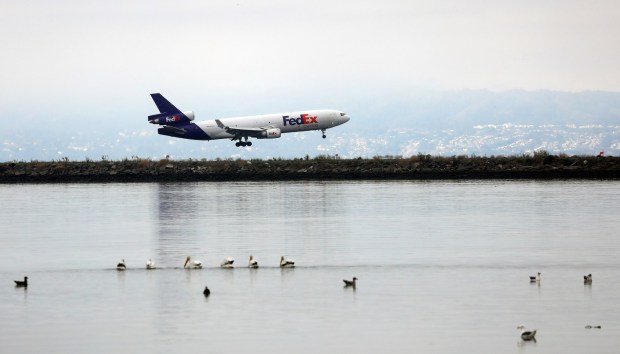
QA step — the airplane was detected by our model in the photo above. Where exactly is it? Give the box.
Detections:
[148,93,350,147]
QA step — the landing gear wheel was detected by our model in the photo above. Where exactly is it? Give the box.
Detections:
[247,141,252,146]
[322,135,326,139]
[235,142,241,147]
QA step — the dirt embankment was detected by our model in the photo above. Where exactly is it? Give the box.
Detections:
[1,155,618,183]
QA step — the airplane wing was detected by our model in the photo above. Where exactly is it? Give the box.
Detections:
[215,119,267,137]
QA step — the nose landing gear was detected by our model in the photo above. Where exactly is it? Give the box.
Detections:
[321,129,326,139]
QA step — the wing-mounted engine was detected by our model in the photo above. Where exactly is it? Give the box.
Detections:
[148,111,195,125]
[260,128,281,139]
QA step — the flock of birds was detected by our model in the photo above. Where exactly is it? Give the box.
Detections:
[112,255,357,294]
[115,255,297,271]
[519,271,601,341]
[12,268,599,341]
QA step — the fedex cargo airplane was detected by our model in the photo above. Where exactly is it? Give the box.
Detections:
[148,93,350,147]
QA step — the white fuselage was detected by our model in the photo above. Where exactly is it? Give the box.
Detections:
[202,109,349,140]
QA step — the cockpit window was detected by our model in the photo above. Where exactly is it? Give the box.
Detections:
[340,112,347,116]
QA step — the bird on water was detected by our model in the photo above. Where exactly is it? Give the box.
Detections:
[248,255,259,268]
[529,272,541,283]
[584,274,592,284]
[280,256,295,268]
[117,259,126,271]
[517,325,537,341]
[146,259,156,269]
[184,256,202,269]
[343,277,358,288]
[203,286,210,297]
[14,276,28,287]
[220,257,235,268]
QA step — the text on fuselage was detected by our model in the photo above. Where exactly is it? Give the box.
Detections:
[282,114,318,126]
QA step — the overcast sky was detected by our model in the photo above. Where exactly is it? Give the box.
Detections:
[1,0,619,119]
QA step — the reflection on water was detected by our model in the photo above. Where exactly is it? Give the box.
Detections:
[1,181,620,354]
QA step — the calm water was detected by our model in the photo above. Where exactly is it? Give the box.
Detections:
[1,180,619,353]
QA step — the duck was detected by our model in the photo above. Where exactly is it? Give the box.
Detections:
[116,259,126,271]
[203,286,211,297]
[146,259,156,269]
[248,255,259,268]
[583,274,592,284]
[14,276,28,287]
[529,272,541,282]
[343,277,358,288]
[220,257,234,268]
[280,256,295,268]
[184,256,202,269]
[517,326,537,341]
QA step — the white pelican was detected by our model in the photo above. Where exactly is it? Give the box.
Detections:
[117,259,126,271]
[184,256,202,269]
[146,259,156,269]
[343,277,358,288]
[14,276,28,287]
[519,327,537,341]
[584,273,592,284]
[220,257,234,268]
[280,256,295,268]
[248,255,259,268]
[529,272,541,282]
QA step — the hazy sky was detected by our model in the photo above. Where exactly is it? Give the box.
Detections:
[1,0,619,119]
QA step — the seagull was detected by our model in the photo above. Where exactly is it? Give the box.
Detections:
[280,256,295,268]
[517,326,537,341]
[184,256,202,269]
[146,259,156,269]
[220,257,234,268]
[14,276,28,287]
[248,255,259,268]
[117,259,126,271]
[203,286,211,297]
[530,272,541,282]
[583,274,592,284]
[343,277,358,288]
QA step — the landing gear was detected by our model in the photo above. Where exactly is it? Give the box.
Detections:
[321,129,326,139]
[235,138,252,147]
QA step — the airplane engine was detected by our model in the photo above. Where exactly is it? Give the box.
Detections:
[148,111,194,125]
[261,128,282,139]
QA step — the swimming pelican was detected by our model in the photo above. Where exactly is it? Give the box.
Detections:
[146,259,156,269]
[117,259,126,271]
[203,286,211,297]
[529,272,541,282]
[220,257,234,268]
[584,273,592,284]
[343,277,358,288]
[14,276,28,287]
[248,255,259,268]
[280,256,295,268]
[519,328,537,341]
[184,256,202,269]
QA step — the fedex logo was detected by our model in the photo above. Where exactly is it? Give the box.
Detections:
[282,114,318,126]
[166,115,182,123]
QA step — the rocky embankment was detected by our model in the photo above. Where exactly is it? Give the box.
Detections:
[1,155,619,183]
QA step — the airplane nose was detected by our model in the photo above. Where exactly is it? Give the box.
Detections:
[343,115,350,123]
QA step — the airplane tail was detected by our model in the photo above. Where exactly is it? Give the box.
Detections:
[148,93,195,125]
